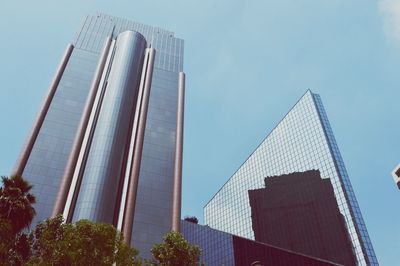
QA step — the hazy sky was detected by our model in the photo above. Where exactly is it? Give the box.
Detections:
[0,1,399,264]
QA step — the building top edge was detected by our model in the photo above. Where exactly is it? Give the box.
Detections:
[96,12,178,37]
[203,89,318,209]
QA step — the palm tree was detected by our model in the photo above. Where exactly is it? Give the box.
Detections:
[0,175,36,234]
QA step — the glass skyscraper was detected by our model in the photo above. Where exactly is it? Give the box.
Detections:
[12,13,184,258]
[204,90,378,265]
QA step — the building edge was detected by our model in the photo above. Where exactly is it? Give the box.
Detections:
[122,47,156,243]
[12,44,74,177]
[52,37,112,218]
[172,72,185,231]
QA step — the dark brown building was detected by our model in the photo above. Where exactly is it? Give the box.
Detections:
[181,220,341,266]
[248,170,356,266]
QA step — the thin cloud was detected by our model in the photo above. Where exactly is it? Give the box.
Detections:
[380,0,400,45]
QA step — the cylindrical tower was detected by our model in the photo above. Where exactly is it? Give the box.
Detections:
[71,31,147,223]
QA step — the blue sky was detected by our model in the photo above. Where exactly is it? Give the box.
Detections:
[0,0,399,264]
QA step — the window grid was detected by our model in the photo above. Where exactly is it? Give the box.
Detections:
[204,91,377,266]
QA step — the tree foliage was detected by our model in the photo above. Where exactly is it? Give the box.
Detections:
[0,175,142,266]
[0,176,35,265]
[0,175,36,234]
[147,231,201,266]
[27,215,141,266]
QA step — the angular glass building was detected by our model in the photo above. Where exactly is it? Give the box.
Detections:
[12,13,184,258]
[204,90,378,265]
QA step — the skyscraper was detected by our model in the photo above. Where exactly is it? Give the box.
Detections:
[12,13,184,257]
[204,90,378,265]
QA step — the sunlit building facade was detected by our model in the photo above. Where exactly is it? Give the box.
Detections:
[13,13,185,258]
[204,90,378,265]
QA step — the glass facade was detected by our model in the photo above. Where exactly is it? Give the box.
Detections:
[181,220,340,266]
[131,67,179,257]
[17,13,184,259]
[204,90,378,265]
[72,31,147,223]
[181,220,235,266]
[22,49,99,225]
